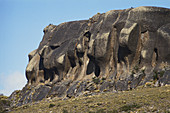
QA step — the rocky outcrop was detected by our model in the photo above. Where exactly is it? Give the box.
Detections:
[0,95,10,112]
[10,6,170,106]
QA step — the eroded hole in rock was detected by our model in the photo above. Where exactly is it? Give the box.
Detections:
[78,61,82,66]
[76,51,84,58]
[141,30,147,34]
[84,31,91,41]
[118,45,131,63]
[50,45,60,50]
[44,69,50,81]
[154,48,158,61]
[39,57,44,70]
[68,56,76,68]
[95,64,100,77]
[86,59,95,75]
[50,74,55,82]
[76,51,84,66]
[139,55,142,64]
[31,77,36,84]
[86,55,100,77]
[40,80,44,83]
[44,68,59,82]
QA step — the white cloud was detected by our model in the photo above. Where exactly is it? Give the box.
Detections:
[0,71,27,96]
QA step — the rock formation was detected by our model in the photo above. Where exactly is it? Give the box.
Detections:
[9,6,170,106]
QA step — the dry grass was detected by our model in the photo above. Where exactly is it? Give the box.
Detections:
[10,85,170,113]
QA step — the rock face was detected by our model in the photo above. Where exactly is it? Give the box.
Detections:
[10,6,170,106]
[0,95,10,112]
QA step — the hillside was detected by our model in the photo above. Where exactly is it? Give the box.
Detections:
[5,6,170,112]
[9,85,170,113]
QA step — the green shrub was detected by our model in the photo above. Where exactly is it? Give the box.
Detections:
[134,65,139,72]
[107,110,118,113]
[96,109,106,113]
[88,111,95,113]
[159,71,165,78]
[153,70,165,80]
[49,103,55,108]
[23,105,29,109]
[101,77,106,81]
[63,109,68,113]
[119,103,141,111]
[92,77,100,84]
[87,100,93,103]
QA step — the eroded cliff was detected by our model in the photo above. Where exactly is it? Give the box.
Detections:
[9,6,170,106]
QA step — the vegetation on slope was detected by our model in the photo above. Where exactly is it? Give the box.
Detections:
[9,85,170,113]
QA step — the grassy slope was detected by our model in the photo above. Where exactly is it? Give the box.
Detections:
[10,86,170,113]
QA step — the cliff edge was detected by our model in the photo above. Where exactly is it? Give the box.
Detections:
[9,6,170,106]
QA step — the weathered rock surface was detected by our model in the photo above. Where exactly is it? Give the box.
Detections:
[0,95,10,112]
[9,6,170,106]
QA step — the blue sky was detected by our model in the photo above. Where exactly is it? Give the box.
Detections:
[0,0,170,96]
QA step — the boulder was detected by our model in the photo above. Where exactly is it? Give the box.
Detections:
[48,84,67,97]
[159,70,170,86]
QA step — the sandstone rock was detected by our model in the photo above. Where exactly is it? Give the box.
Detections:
[129,72,145,89]
[0,95,10,112]
[76,82,87,96]
[48,84,67,97]
[27,7,170,85]
[32,85,51,101]
[159,70,170,86]
[10,6,170,106]
[85,82,98,91]
[66,82,79,98]
[115,80,128,91]
[100,81,114,91]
